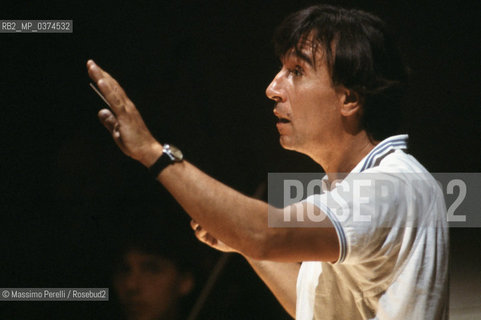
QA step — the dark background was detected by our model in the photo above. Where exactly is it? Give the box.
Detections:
[1,0,480,319]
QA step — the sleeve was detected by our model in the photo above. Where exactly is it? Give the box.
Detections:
[303,172,408,265]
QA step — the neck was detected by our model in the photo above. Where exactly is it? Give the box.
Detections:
[309,131,377,182]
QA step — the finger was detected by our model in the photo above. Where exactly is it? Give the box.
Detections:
[194,228,205,243]
[98,109,130,156]
[195,226,208,239]
[87,60,127,98]
[87,60,113,84]
[97,79,127,113]
[98,109,118,133]
[203,233,218,246]
[87,60,109,86]
[190,220,198,230]
[87,61,129,113]
[198,229,218,247]
[195,229,217,247]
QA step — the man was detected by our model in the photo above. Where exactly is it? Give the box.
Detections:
[87,4,448,319]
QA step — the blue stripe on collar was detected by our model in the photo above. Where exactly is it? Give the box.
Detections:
[360,134,408,172]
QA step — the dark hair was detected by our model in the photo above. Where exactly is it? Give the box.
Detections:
[111,210,200,274]
[274,5,408,141]
[115,231,196,273]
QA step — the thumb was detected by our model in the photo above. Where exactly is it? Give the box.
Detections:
[98,109,118,134]
[98,108,129,156]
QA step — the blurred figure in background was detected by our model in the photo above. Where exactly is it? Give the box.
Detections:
[112,216,197,320]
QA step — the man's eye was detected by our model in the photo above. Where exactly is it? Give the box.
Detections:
[288,66,304,77]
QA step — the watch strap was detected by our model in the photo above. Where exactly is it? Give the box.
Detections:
[148,144,183,178]
[148,151,172,178]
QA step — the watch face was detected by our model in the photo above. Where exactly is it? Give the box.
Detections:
[168,145,184,161]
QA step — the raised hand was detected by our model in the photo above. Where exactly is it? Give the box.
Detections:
[87,60,163,167]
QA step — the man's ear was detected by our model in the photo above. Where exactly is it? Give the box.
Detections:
[338,87,361,116]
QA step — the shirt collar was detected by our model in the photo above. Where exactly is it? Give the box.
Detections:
[351,134,409,173]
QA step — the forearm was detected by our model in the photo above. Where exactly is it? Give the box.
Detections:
[157,160,270,258]
[157,159,339,262]
[246,257,299,318]
[87,60,339,263]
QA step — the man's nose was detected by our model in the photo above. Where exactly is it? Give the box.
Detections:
[265,72,285,103]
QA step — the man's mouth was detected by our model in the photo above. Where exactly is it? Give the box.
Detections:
[273,107,290,124]
[277,117,290,124]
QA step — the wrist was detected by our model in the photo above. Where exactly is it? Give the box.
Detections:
[147,143,184,179]
[139,142,164,168]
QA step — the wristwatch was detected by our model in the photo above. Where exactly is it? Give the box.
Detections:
[148,144,183,178]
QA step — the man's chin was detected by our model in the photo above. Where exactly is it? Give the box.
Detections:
[279,136,296,151]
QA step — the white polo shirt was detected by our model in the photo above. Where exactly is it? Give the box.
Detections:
[296,135,449,320]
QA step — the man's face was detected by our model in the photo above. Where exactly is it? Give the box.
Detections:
[266,46,344,155]
[113,250,192,320]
